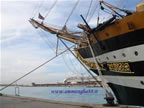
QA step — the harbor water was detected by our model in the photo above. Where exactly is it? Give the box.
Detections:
[0,86,106,104]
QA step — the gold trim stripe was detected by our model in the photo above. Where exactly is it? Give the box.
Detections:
[74,48,134,74]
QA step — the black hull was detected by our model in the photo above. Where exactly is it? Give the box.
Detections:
[78,28,144,59]
[108,83,144,106]
[91,69,144,106]
[77,28,144,106]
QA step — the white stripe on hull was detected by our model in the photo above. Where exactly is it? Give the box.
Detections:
[104,75,144,89]
[85,44,144,63]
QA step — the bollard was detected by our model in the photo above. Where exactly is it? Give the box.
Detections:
[15,86,20,96]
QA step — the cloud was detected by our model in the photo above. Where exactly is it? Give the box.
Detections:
[1,0,141,85]
[1,44,72,84]
[0,0,83,83]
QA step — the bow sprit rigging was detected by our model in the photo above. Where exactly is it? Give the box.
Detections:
[44,0,58,22]
[29,18,87,45]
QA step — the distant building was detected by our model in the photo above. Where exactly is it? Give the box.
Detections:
[64,76,101,84]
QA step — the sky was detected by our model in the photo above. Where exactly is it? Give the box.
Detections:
[0,0,143,84]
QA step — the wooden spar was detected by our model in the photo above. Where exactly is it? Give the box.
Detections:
[29,18,87,46]
[29,18,59,34]
[100,1,133,16]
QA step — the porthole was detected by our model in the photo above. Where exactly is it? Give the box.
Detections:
[134,51,138,56]
[122,53,126,57]
[105,33,109,37]
[113,55,116,59]
[106,57,109,60]
[140,81,144,85]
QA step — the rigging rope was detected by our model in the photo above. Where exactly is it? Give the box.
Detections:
[123,0,128,8]
[32,0,45,18]
[59,38,103,88]
[87,0,99,23]
[37,29,56,53]
[118,0,127,9]
[64,0,80,25]
[102,7,118,17]
[0,45,74,91]
[61,52,79,76]
[85,0,93,21]
[84,32,112,99]
[44,0,58,21]
[97,5,100,26]
[44,22,62,29]
[61,52,74,73]
[68,52,80,74]
[31,2,39,18]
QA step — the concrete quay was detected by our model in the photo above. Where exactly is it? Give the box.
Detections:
[0,94,141,108]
